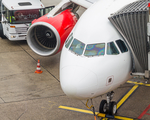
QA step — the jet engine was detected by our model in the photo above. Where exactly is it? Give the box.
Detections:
[27,9,78,56]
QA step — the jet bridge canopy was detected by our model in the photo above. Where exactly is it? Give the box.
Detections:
[109,0,150,73]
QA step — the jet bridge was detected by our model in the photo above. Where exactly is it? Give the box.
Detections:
[109,0,150,77]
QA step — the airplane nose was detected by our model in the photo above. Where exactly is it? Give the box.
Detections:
[60,66,98,99]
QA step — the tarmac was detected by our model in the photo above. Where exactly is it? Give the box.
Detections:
[0,0,150,120]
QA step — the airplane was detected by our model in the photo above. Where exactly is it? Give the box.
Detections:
[27,0,150,117]
[60,0,150,116]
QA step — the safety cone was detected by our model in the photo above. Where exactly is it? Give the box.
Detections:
[35,60,43,74]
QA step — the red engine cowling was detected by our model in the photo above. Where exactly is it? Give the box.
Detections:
[27,9,78,56]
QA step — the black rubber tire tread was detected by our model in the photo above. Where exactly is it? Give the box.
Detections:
[99,100,107,113]
[109,101,117,115]
[0,22,6,39]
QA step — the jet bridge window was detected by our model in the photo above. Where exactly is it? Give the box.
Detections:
[84,43,105,57]
[116,40,128,53]
[107,42,119,55]
[69,39,85,55]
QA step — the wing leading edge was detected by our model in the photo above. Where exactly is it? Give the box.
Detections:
[71,0,98,8]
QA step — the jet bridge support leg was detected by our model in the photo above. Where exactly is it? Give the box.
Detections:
[147,3,150,79]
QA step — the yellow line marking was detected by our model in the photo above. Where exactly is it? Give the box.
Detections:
[127,80,150,86]
[117,84,139,109]
[101,118,108,120]
[115,116,137,120]
[59,105,99,115]
[59,105,136,120]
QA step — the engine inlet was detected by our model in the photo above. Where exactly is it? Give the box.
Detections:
[27,22,61,56]
[34,25,57,49]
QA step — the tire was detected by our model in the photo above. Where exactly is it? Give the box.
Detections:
[0,22,6,39]
[99,100,107,113]
[109,101,117,115]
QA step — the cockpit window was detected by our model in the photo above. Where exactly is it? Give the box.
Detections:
[107,42,119,55]
[116,40,128,53]
[69,39,85,55]
[65,33,73,48]
[84,43,105,56]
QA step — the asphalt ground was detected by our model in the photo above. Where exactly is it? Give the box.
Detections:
[0,0,150,120]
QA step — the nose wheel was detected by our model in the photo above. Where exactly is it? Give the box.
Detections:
[99,91,117,115]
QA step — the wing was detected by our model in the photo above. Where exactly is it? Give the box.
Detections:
[48,0,99,16]
[71,0,98,8]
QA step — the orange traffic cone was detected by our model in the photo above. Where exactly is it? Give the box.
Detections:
[35,60,43,74]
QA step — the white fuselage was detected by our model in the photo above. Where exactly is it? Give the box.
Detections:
[60,0,136,100]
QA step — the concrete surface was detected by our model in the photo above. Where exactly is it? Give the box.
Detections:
[0,0,150,120]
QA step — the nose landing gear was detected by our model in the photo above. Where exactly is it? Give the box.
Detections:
[99,91,117,115]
